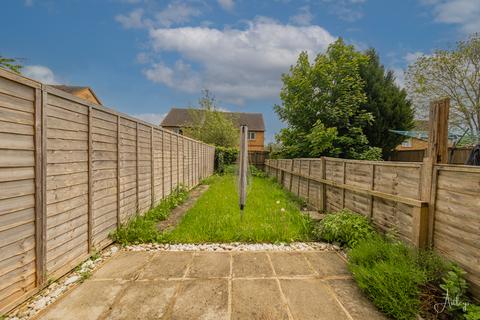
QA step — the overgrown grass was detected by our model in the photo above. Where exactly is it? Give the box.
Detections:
[312,209,375,248]
[111,187,189,245]
[162,174,312,243]
[315,209,480,319]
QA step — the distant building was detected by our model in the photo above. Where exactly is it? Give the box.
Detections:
[161,108,265,151]
[51,85,102,105]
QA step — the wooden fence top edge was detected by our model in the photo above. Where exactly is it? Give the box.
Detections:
[267,158,423,168]
[434,164,480,172]
[0,67,42,89]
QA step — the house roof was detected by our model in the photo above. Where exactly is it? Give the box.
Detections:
[51,85,102,105]
[161,108,265,131]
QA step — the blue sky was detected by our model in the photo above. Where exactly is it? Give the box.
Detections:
[2,0,479,143]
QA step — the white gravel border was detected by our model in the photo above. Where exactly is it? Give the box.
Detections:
[125,241,340,252]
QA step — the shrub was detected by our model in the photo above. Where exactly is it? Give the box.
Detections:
[215,146,238,173]
[348,237,427,320]
[312,209,375,248]
[249,165,267,178]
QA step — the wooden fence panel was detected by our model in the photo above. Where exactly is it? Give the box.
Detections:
[137,123,151,214]
[0,75,38,310]
[118,117,137,223]
[432,166,480,298]
[45,91,89,278]
[152,128,163,204]
[0,68,216,314]
[163,131,172,197]
[265,157,480,299]
[91,108,118,249]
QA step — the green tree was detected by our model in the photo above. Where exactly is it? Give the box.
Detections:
[406,33,480,141]
[274,39,380,159]
[359,49,414,158]
[0,56,22,74]
[184,90,239,147]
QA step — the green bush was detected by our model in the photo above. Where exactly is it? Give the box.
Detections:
[215,146,238,173]
[348,237,427,320]
[249,165,267,178]
[312,209,375,248]
[111,186,189,244]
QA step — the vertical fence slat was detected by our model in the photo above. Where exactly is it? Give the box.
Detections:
[35,88,45,286]
[116,115,121,227]
[150,127,155,209]
[135,123,139,213]
[87,106,93,252]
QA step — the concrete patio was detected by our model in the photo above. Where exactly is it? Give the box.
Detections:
[37,250,386,320]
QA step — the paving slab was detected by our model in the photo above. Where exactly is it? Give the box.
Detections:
[187,252,230,278]
[303,251,350,277]
[280,279,348,320]
[326,278,388,320]
[37,250,387,320]
[170,279,229,320]
[139,251,193,279]
[107,280,178,319]
[231,279,289,320]
[268,252,315,276]
[39,280,124,320]
[92,251,151,280]
[232,252,273,278]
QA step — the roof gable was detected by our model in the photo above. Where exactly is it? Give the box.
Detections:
[51,85,102,105]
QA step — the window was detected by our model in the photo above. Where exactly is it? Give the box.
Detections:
[173,127,182,134]
[248,131,256,140]
[401,139,412,148]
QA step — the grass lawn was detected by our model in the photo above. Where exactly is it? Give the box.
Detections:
[162,174,312,243]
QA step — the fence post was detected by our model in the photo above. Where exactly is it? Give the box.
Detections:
[417,98,449,248]
[35,87,46,286]
[136,123,140,213]
[369,164,375,220]
[116,115,121,227]
[306,160,312,202]
[341,161,346,209]
[87,106,93,252]
[289,159,294,192]
[161,130,165,198]
[150,127,155,209]
[320,157,327,212]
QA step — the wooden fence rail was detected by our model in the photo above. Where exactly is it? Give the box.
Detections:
[265,158,480,299]
[0,69,215,313]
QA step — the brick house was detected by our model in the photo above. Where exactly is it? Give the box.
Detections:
[161,108,265,151]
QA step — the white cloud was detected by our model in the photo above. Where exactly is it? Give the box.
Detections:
[145,19,336,104]
[22,65,59,84]
[289,6,313,26]
[115,8,147,29]
[115,2,202,29]
[131,112,167,125]
[423,0,480,33]
[217,0,235,11]
[155,2,201,27]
